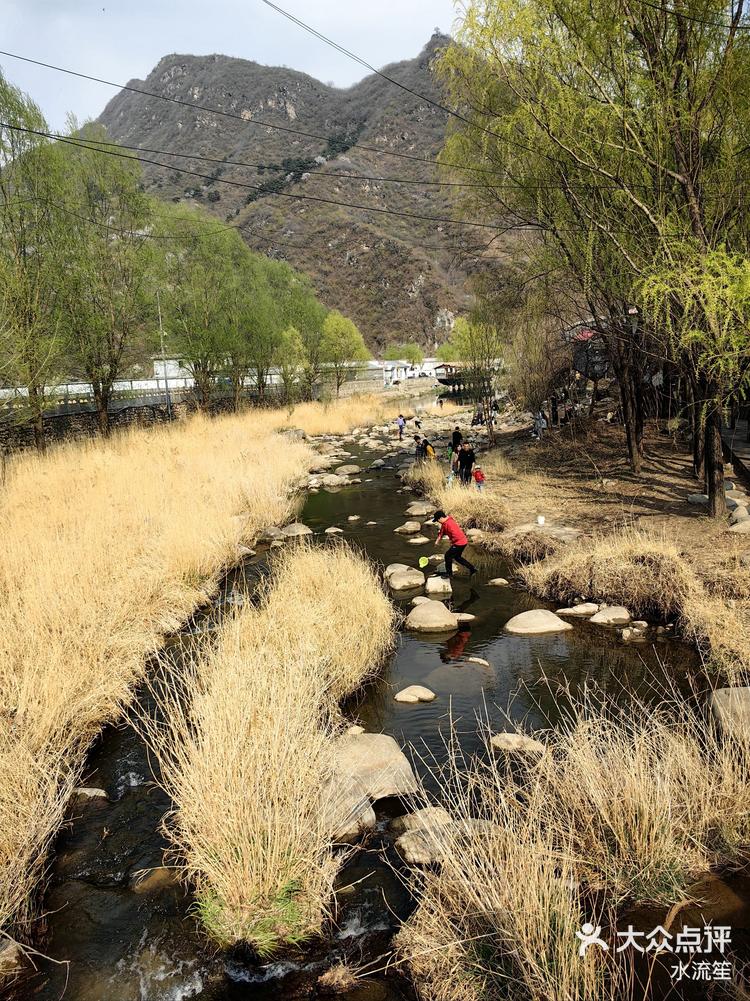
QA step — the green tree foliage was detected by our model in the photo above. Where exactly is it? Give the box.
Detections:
[439,317,504,436]
[0,72,68,449]
[438,0,750,510]
[320,310,370,397]
[59,122,155,433]
[383,342,424,365]
[276,325,306,406]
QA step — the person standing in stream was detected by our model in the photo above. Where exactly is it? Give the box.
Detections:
[457,441,476,485]
[433,510,477,579]
[397,414,406,441]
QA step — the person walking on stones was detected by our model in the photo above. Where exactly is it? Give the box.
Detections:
[433,510,477,579]
[397,414,406,441]
[457,441,476,485]
[452,426,463,450]
[414,434,425,460]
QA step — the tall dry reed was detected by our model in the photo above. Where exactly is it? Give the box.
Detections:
[0,392,398,948]
[139,544,398,953]
[401,685,750,1001]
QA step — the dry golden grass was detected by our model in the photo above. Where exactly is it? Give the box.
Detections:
[521,525,750,675]
[0,393,401,947]
[432,483,510,533]
[400,688,750,1001]
[139,544,397,953]
[484,529,562,564]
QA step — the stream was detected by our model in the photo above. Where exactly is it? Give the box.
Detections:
[15,410,717,1001]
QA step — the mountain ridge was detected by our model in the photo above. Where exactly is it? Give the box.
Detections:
[97,35,505,349]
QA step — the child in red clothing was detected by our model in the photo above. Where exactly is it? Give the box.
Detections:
[433,510,478,579]
[473,466,486,491]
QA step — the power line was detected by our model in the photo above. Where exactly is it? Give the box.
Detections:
[258,0,507,145]
[628,0,750,30]
[1,120,505,230]
[0,47,517,178]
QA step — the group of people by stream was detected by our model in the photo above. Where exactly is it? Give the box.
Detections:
[400,413,485,488]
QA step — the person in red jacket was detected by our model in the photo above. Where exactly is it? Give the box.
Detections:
[433,510,478,578]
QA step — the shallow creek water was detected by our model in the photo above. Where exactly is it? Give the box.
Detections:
[15,425,743,1001]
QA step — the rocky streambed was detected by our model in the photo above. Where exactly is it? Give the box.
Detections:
[16,404,702,1001]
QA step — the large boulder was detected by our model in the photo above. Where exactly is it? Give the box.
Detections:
[710,687,750,738]
[405,600,459,633]
[425,575,452,597]
[504,609,573,635]
[394,521,423,535]
[730,507,750,525]
[557,602,599,617]
[394,685,436,704]
[332,732,418,801]
[389,569,426,591]
[323,773,377,841]
[589,605,631,625]
[281,523,313,538]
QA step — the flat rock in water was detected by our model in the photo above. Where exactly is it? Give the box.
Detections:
[384,562,411,580]
[488,577,509,586]
[465,655,490,667]
[408,535,431,545]
[336,464,362,475]
[411,595,431,606]
[347,515,360,522]
[332,732,418,802]
[504,609,573,634]
[557,602,599,617]
[258,526,284,541]
[281,522,313,537]
[320,473,350,489]
[395,827,447,866]
[490,732,547,757]
[370,459,385,468]
[710,687,750,738]
[456,612,476,623]
[405,600,459,633]
[589,605,631,625]
[391,806,452,836]
[73,786,108,800]
[394,685,437,704]
[389,568,426,591]
[394,521,423,534]
[406,501,436,517]
[325,526,344,535]
[425,575,452,597]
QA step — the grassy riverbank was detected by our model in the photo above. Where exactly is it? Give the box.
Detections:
[0,393,414,956]
[139,544,398,953]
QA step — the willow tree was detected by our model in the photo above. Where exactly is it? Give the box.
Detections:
[56,123,155,433]
[157,205,245,409]
[439,0,750,505]
[0,73,67,450]
[320,310,370,397]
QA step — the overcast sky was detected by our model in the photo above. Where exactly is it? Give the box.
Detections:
[1,0,459,129]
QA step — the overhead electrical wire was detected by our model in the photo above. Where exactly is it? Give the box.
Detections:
[0,47,542,177]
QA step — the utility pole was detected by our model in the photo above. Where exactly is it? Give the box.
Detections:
[157,289,173,421]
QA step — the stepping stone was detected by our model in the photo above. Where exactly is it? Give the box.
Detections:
[336,464,362,475]
[408,535,431,545]
[589,605,631,625]
[490,732,547,757]
[394,521,422,534]
[394,685,437,704]
[388,568,426,591]
[557,603,599,617]
[456,612,476,623]
[411,595,431,606]
[405,600,459,633]
[73,787,108,800]
[281,523,313,537]
[347,515,360,522]
[488,577,509,586]
[465,655,490,667]
[504,609,573,634]
[425,575,452,597]
[325,526,344,535]
[366,521,377,526]
[406,501,436,517]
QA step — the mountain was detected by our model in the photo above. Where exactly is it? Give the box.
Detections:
[97,35,507,351]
